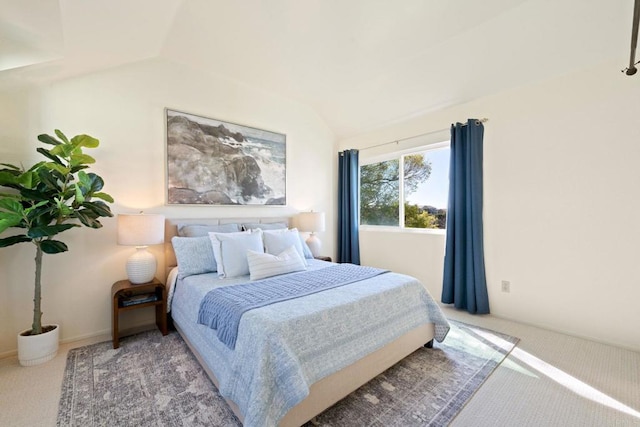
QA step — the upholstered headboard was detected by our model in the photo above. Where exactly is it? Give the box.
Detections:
[164,217,291,280]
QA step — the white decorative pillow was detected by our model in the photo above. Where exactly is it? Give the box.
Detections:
[209,230,264,278]
[246,246,306,281]
[171,236,217,278]
[262,228,308,265]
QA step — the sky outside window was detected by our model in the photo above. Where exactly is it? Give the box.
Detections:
[405,146,450,209]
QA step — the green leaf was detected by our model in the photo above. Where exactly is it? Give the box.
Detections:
[24,203,53,226]
[0,170,38,190]
[59,204,73,217]
[0,170,23,187]
[71,134,99,149]
[70,153,96,167]
[0,213,25,234]
[0,235,31,247]
[27,224,77,238]
[92,192,114,203]
[69,165,89,174]
[50,143,75,159]
[74,184,85,204]
[81,173,105,196]
[0,198,24,213]
[0,163,21,170]
[36,147,64,166]
[54,129,70,143]
[37,167,63,190]
[82,200,113,218]
[40,239,68,254]
[43,163,69,176]
[60,187,76,202]
[37,134,62,146]
[74,210,101,228]
[75,171,91,201]
[20,187,53,202]
[24,200,49,215]
[17,171,38,189]
[40,197,73,217]
[0,169,37,190]
[77,170,90,186]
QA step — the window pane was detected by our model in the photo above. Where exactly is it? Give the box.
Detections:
[403,147,449,229]
[360,159,399,226]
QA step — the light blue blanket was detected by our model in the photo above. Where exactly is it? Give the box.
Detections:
[198,264,389,349]
[171,260,450,427]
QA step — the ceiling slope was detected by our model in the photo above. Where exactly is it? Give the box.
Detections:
[0,0,634,138]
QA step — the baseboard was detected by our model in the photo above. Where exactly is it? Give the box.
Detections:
[0,323,160,360]
[490,313,640,353]
[60,328,112,345]
[0,348,17,359]
[61,324,158,348]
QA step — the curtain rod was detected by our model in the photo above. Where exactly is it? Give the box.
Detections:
[359,118,489,152]
[623,0,639,75]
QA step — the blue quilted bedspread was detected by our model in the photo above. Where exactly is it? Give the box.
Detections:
[172,260,450,427]
[198,264,389,349]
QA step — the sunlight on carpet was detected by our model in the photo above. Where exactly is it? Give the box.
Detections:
[473,327,640,420]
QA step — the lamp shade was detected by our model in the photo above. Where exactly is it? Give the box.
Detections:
[117,214,165,246]
[297,211,325,233]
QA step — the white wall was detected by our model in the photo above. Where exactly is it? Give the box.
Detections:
[340,60,640,352]
[0,58,336,356]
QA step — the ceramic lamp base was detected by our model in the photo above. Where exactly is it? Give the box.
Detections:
[126,246,157,284]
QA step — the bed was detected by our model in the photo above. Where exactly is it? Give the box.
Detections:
[165,217,450,427]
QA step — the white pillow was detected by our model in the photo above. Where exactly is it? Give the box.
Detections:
[262,228,308,265]
[208,230,264,278]
[246,246,306,280]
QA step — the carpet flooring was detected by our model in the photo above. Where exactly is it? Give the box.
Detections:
[57,321,518,426]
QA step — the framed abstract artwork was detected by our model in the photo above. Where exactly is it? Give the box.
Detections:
[165,109,286,205]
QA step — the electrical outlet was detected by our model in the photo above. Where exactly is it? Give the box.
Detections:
[501,280,511,293]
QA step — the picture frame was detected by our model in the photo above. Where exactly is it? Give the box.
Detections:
[165,109,286,205]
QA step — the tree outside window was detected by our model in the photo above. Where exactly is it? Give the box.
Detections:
[360,145,449,229]
[360,158,400,226]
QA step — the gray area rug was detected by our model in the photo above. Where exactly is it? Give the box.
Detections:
[57,320,518,426]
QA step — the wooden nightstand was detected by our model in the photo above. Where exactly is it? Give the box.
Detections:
[314,256,332,262]
[111,277,168,349]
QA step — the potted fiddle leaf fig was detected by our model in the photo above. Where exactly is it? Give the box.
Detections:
[0,130,114,366]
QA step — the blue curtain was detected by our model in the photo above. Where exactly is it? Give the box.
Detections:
[442,119,490,314]
[338,149,361,264]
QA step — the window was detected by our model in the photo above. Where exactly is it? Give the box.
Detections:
[360,142,449,230]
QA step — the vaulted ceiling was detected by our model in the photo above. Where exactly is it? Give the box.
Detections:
[0,0,634,138]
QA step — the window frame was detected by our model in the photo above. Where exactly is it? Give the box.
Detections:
[359,140,449,235]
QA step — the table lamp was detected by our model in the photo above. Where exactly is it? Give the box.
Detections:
[117,213,165,284]
[297,211,325,257]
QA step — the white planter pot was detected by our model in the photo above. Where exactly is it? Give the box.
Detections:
[18,324,60,367]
